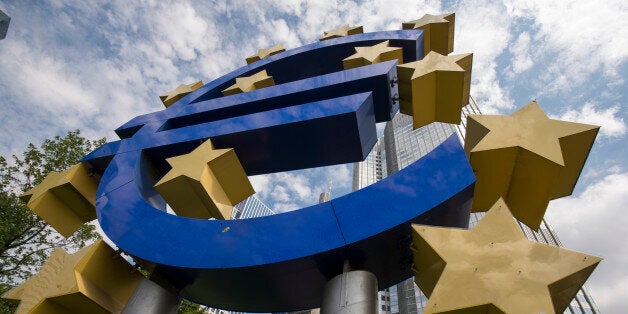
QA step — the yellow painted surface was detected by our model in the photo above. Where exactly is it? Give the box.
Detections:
[2,240,143,314]
[342,40,403,70]
[20,163,99,238]
[159,80,204,108]
[464,101,599,230]
[320,24,363,41]
[222,70,275,96]
[411,199,601,314]
[154,139,254,219]
[397,51,473,129]
[403,13,455,55]
[246,43,286,64]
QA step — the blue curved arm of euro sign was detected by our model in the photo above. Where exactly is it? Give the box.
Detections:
[82,30,475,312]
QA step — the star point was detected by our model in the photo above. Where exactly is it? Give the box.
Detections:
[465,101,599,230]
[154,139,254,219]
[19,163,99,238]
[411,198,601,314]
[320,24,363,41]
[342,40,403,70]
[397,51,473,129]
[2,240,143,314]
[402,13,455,55]
[159,80,204,108]
[246,43,286,64]
[221,70,275,96]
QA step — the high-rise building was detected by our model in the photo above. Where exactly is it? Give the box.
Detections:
[353,100,600,314]
[231,194,275,219]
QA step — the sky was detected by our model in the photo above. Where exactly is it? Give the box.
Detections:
[0,0,626,312]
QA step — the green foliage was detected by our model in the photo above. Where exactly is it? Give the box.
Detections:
[178,299,206,314]
[0,130,105,311]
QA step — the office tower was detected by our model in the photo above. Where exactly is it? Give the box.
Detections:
[319,191,331,203]
[353,137,386,191]
[230,194,275,219]
[0,9,9,40]
[353,100,600,313]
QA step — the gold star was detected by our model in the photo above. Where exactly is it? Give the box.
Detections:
[20,163,99,238]
[221,70,275,96]
[397,51,473,129]
[320,24,364,41]
[2,240,143,314]
[411,198,601,314]
[342,40,403,70]
[465,101,599,230]
[245,43,286,64]
[159,80,204,108]
[154,139,254,219]
[402,13,455,55]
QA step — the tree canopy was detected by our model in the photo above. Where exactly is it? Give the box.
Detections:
[0,130,105,311]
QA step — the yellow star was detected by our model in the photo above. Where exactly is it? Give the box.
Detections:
[221,70,275,96]
[159,80,204,108]
[2,240,143,314]
[154,139,254,219]
[402,13,455,55]
[342,40,403,70]
[245,43,286,64]
[464,101,599,230]
[20,163,99,238]
[397,51,473,129]
[320,24,364,41]
[411,198,601,314]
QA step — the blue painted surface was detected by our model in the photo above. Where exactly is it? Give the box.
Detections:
[82,30,475,311]
[114,30,422,138]
[95,134,473,311]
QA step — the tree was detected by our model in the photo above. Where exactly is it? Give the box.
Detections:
[0,130,105,311]
[177,299,206,314]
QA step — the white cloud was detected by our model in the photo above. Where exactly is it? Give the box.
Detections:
[260,18,302,49]
[249,174,272,196]
[504,0,628,91]
[547,171,628,314]
[508,32,534,75]
[555,102,626,138]
[451,0,515,113]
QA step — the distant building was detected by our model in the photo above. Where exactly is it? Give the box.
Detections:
[353,99,600,313]
[0,9,10,40]
[318,191,331,203]
[231,194,275,219]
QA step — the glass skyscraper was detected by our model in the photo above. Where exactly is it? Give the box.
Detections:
[230,194,275,219]
[353,99,600,313]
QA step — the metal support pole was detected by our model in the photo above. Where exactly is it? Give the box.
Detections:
[122,277,180,314]
[321,261,378,314]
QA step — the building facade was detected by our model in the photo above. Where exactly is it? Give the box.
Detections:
[230,194,275,219]
[353,102,600,314]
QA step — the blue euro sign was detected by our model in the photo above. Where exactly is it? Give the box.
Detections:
[82,30,475,312]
